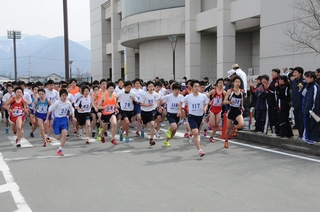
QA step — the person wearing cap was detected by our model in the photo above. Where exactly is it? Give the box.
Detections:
[267,68,280,135]
[203,77,212,93]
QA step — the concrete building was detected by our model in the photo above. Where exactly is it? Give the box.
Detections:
[90,0,320,83]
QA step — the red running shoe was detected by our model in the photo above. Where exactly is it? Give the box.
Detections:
[101,136,105,143]
[43,142,47,147]
[135,130,140,136]
[209,137,216,143]
[111,139,117,145]
[224,141,229,149]
[56,149,64,156]
[184,133,189,138]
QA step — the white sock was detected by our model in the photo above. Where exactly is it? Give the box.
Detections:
[58,147,62,151]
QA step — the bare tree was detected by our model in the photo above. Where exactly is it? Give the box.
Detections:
[283,0,320,54]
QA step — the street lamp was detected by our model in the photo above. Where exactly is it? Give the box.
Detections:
[7,30,21,81]
[69,61,73,79]
[168,36,179,80]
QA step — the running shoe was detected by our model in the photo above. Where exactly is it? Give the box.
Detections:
[92,132,96,138]
[184,132,190,138]
[160,122,165,127]
[135,130,140,136]
[85,139,90,144]
[149,139,155,146]
[141,130,144,138]
[125,136,130,143]
[111,139,118,145]
[155,131,160,138]
[166,127,172,138]
[101,136,105,143]
[97,136,101,141]
[73,128,77,134]
[43,142,47,147]
[187,136,193,144]
[46,137,52,143]
[129,124,134,128]
[119,131,123,141]
[30,132,34,137]
[56,149,64,156]
[13,131,17,135]
[224,141,229,149]
[203,129,207,137]
[232,126,237,137]
[98,127,102,135]
[199,149,205,157]
[104,132,108,137]
[16,139,21,148]
[5,128,9,134]
[164,140,171,147]
[209,137,216,143]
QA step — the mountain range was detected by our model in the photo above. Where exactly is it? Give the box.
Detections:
[0,35,91,78]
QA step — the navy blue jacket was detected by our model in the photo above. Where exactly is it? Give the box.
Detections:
[254,84,268,110]
[303,82,319,115]
[291,77,305,109]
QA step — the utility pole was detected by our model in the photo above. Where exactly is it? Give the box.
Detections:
[63,0,70,81]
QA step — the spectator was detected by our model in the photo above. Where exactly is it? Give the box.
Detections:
[267,68,280,135]
[203,77,212,93]
[277,75,294,138]
[230,64,247,94]
[291,67,305,139]
[316,68,320,85]
[253,75,268,133]
[302,71,320,144]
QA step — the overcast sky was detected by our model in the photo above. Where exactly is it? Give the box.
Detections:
[0,0,90,42]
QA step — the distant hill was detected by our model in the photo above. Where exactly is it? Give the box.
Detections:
[0,35,91,77]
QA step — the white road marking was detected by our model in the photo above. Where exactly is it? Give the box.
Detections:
[0,152,32,211]
[8,136,33,148]
[214,137,320,163]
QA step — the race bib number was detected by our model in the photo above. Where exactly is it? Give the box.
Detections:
[212,98,222,106]
[105,105,114,112]
[12,109,23,117]
[147,99,154,105]
[230,97,241,107]
[59,108,69,116]
[190,103,202,112]
[170,102,178,110]
[123,102,132,110]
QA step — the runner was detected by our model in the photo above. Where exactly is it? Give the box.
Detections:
[178,80,209,157]
[34,88,51,147]
[90,85,100,138]
[161,82,184,147]
[206,78,225,142]
[29,85,39,138]
[44,80,59,142]
[223,76,245,148]
[131,78,144,136]
[97,82,118,145]
[74,85,96,144]
[2,84,14,134]
[46,89,76,156]
[140,81,161,146]
[117,81,135,143]
[3,87,29,147]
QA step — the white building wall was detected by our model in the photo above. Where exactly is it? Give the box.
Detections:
[201,34,216,82]
[139,37,185,81]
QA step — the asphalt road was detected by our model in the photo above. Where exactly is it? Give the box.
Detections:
[0,121,320,212]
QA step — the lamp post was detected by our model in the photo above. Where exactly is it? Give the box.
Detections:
[7,30,21,81]
[168,36,179,80]
[63,0,70,81]
[69,61,73,79]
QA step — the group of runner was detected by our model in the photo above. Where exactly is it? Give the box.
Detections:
[0,76,245,157]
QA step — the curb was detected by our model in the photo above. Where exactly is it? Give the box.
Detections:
[236,131,320,156]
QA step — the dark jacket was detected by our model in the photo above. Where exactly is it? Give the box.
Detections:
[277,83,291,111]
[303,82,319,115]
[254,84,267,110]
[267,77,279,106]
[291,77,305,109]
